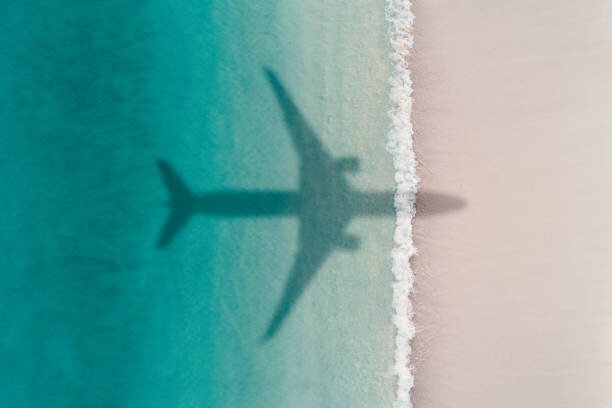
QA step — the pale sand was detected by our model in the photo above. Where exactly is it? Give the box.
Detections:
[411,1,612,406]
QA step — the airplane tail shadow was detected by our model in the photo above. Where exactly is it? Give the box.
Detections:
[156,160,197,248]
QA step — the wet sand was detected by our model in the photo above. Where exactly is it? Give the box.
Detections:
[411,1,612,406]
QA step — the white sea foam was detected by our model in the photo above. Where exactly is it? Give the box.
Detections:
[385,1,417,407]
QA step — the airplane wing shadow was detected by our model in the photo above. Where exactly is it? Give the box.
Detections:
[262,238,330,341]
[261,69,347,341]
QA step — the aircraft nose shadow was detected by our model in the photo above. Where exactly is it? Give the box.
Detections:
[416,191,465,216]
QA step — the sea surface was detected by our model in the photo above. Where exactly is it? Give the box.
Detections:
[0,1,399,406]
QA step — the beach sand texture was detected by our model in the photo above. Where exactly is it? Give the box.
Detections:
[411,1,612,407]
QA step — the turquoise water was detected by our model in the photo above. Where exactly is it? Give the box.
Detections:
[0,1,395,406]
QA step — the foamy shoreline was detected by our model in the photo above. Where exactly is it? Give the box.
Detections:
[385,1,417,407]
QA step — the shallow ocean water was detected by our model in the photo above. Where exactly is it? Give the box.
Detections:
[0,1,396,406]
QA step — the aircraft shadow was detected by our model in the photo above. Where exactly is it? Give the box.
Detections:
[155,69,465,341]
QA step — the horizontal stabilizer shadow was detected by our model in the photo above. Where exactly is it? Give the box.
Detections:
[156,160,196,249]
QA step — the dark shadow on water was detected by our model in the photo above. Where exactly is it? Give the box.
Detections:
[155,69,465,341]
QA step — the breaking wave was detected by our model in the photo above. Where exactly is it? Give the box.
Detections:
[385,1,417,407]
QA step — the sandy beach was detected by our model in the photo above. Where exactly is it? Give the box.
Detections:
[411,1,612,406]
